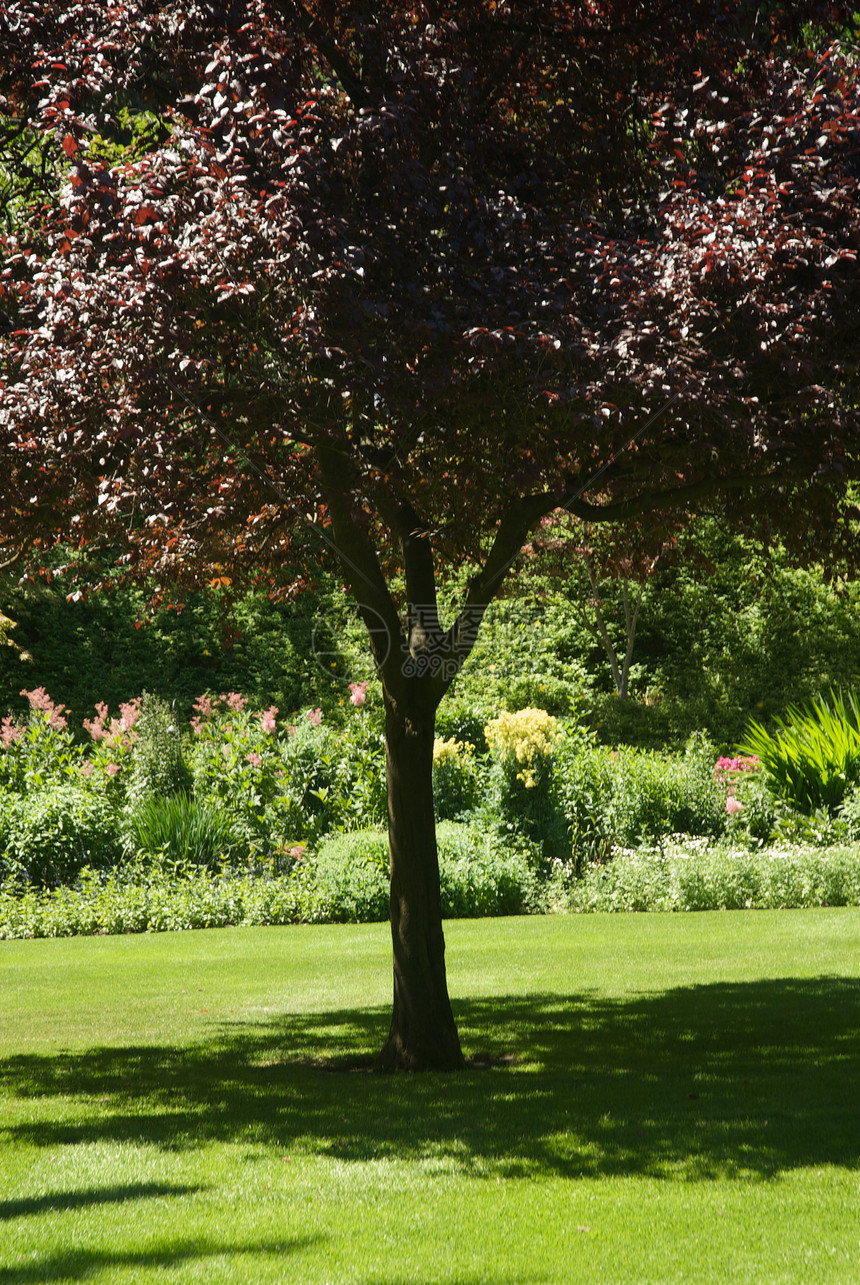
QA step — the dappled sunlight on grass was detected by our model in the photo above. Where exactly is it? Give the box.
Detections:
[2,977,857,1184]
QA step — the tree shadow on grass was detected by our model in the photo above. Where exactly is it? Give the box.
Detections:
[0,1235,314,1285]
[1,976,858,1182]
[0,1183,200,1222]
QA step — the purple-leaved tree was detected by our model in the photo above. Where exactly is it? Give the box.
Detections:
[2,1,859,1066]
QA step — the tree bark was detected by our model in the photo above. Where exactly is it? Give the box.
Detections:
[379,683,465,1071]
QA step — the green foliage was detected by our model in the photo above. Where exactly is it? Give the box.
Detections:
[432,736,479,820]
[739,689,860,813]
[0,860,321,938]
[86,107,171,167]
[266,710,388,847]
[187,691,283,848]
[311,823,540,925]
[0,821,538,937]
[126,791,244,869]
[0,785,122,890]
[568,840,860,913]
[0,572,327,729]
[557,732,726,867]
[7,521,860,756]
[127,691,190,805]
[436,821,540,917]
[0,688,82,793]
[310,832,390,923]
[838,782,860,841]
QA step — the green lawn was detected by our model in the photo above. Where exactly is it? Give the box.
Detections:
[1,911,859,1283]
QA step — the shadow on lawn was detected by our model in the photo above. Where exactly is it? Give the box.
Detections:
[0,1182,200,1222]
[0,1235,313,1284]
[1,976,858,1182]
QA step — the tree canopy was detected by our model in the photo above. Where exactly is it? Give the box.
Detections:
[2,0,860,1066]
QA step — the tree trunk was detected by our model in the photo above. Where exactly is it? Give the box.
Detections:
[379,685,465,1071]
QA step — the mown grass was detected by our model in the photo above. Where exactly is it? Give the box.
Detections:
[1,911,859,1283]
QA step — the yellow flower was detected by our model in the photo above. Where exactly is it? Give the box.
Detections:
[433,736,474,765]
[484,707,558,786]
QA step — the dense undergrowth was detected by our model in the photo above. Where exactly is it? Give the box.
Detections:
[5,522,860,938]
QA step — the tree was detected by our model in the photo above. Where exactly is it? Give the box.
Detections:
[526,512,685,701]
[1,1,859,1068]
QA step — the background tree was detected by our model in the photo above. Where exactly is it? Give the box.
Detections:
[526,512,687,701]
[2,1,859,1068]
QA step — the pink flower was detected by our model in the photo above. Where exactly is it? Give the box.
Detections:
[21,686,68,729]
[725,796,744,814]
[716,755,760,774]
[289,845,305,860]
[21,686,53,712]
[349,681,368,707]
[119,699,141,732]
[246,752,262,768]
[306,707,322,727]
[258,705,278,734]
[2,716,22,746]
[105,762,120,777]
[80,761,95,778]
[193,694,215,719]
[84,702,110,741]
[224,692,247,712]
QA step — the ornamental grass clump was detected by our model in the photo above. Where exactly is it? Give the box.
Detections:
[739,688,860,814]
[126,790,245,869]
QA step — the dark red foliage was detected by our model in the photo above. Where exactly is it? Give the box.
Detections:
[2,0,859,1070]
[2,0,858,589]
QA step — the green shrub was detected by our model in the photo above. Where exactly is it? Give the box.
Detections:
[433,736,479,820]
[188,691,283,848]
[0,861,323,939]
[568,840,860,913]
[128,691,191,805]
[126,791,245,868]
[0,785,122,889]
[312,822,540,923]
[557,733,725,868]
[739,689,860,814]
[838,782,860,840]
[437,821,540,916]
[0,688,81,794]
[311,832,390,923]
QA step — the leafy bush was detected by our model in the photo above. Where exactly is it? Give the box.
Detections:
[0,860,323,939]
[0,785,122,889]
[188,691,283,847]
[568,840,860,913]
[125,791,245,868]
[127,691,190,804]
[0,688,81,793]
[557,733,726,867]
[433,736,479,820]
[436,822,540,917]
[838,782,860,841]
[312,822,540,923]
[311,832,390,923]
[739,689,860,814]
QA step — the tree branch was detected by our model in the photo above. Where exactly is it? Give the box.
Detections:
[279,0,370,107]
